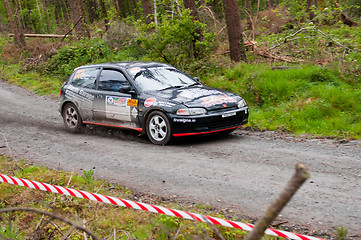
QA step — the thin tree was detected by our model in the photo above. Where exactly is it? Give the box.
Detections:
[4,0,25,47]
[141,0,154,24]
[85,0,98,23]
[223,0,247,62]
[41,0,51,32]
[307,0,315,20]
[267,0,274,9]
[243,0,251,14]
[99,0,109,31]
[69,0,90,38]
[183,0,203,59]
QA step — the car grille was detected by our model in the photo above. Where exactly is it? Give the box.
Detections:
[208,106,238,113]
[193,114,243,131]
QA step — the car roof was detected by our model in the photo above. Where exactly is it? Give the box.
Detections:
[75,61,172,71]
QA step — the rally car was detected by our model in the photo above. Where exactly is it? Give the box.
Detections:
[59,62,249,145]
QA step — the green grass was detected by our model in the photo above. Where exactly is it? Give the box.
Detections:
[205,63,361,140]
[1,64,65,96]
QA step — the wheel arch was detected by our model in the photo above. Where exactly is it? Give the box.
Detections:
[61,100,80,115]
[141,108,170,136]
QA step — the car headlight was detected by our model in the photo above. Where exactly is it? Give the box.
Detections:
[237,99,247,108]
[177,108,207,116]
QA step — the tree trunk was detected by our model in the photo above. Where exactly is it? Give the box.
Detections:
[117,0,128,18]
[141,0,154,24]
[35,0,44,32]
[267,0,274,9]
[4,0,26,47]
[41,0,50,32]
[307,0,315,20]
[69,0,90,38]
[85,0,97,23]
[244,0,251,13]
[99,0,109,31]
[13,0,25,46]
[223,0,246,62]
[4,0,20,46]
[129,0,139,19]
[183,0,203,59]
[16,0,26,31]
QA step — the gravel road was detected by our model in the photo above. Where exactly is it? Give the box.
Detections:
[0,80,360,238]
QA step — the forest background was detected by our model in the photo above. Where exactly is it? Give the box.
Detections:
[0,0,361,239]
[1,0,361,140]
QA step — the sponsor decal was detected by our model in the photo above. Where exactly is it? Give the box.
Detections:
[201,94,237,108]
[66,85,94,101]
[107,96,114,104]
[127,99,138,107]
[129,67,142,75]
[173,118,196,123]
[144,97,156,107]
[132,108,138,118]
[154,101,175,108]
[106,96,127,107]
[178,88,222,99]
[144,98,175,108]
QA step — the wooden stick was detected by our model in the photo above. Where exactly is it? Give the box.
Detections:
[246,163,310,240]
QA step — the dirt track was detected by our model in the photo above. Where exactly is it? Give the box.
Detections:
[0,80,360,238]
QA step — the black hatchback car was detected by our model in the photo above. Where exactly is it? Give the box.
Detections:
[59,62,249,145]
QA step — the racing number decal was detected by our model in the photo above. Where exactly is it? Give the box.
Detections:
[74,69,85,79]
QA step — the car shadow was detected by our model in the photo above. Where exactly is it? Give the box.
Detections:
[61,124,245,146]
[171,131,244,146]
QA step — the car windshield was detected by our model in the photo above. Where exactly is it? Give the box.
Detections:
[131,67,196,92]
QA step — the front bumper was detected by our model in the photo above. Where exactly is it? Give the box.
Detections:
[169,107,249,137]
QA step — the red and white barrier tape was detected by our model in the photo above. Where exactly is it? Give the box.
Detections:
[0,174,325,240]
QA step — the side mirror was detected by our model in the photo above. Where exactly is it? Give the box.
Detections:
[194,77,200,82]
[118,85,134,93]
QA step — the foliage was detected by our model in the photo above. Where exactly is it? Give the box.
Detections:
[136,8,215,66]
[0,220,23,239]
[334,226,348,240]
[46,38,112,77]
[103,20,139,49]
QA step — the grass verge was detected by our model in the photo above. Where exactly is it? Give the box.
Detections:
[0,155,253,239]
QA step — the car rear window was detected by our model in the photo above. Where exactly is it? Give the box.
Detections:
[70,68,100,89]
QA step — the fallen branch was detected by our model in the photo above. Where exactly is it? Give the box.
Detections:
[8,33,67,38]
[269,25,353,54]
[245,163,310,240]
[62,16,84,42]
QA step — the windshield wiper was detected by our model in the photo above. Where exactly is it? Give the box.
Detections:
[159,85,184,91]
[187,82,201,87]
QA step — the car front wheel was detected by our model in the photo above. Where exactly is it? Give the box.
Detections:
[146,111,172,145]
[62,103,84,133]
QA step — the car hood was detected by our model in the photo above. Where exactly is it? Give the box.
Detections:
[146,86,241,111]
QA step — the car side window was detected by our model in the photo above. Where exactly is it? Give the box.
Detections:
[70,68,99,89]
[98,69,129,92]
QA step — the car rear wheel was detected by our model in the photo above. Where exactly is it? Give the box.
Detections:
[62,103,84,133]
[146,111,172,145]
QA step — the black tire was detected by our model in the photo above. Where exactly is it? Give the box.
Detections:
[146,111,172,145]
[62,103,85,133]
